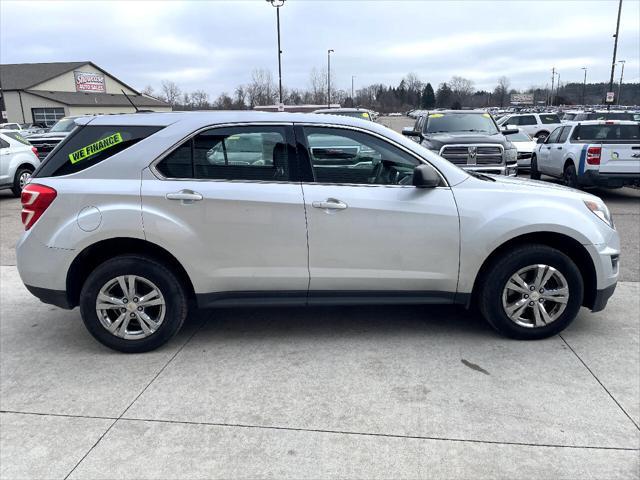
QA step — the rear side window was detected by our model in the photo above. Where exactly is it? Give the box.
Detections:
[3,132,31,145]
[572,124,640,141]
[35,125,163,177]
[519,116,537,125]
[155,126,294,182]
[540,114,560,124]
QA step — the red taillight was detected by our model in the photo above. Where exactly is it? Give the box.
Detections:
[21,184,57,230]
[31,146,38,157]
[587,146,601,165]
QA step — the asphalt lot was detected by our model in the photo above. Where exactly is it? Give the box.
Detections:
[1,121,639,478]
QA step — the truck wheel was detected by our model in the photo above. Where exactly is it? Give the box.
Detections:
[11,166,33,197]
[534,131,549,140]
[478,245,583,340]
[563,164,579,189]
[530,155,541,180]
[79,255,188,353]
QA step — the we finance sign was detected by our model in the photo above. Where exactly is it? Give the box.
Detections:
[74,71,106,93]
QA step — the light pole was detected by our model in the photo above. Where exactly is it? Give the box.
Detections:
[607,0,623,110]
[351,75,355,104]
[327,49,334,109]
[617,60,626,105]
[581,67,587,106]
[549,67,556,106]
[266,0,285,106]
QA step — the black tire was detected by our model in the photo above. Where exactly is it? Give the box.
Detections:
[11,166,33,197]
[80,255,188,353]
[534,131,549,140]
[478,245,583,340]
[563,163,579,189]
[530,155,541,180]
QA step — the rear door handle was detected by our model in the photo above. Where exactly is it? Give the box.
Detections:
[166,190,203,203]
[312,199,348,210]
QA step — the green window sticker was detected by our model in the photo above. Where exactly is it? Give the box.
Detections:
[68,132,123,164]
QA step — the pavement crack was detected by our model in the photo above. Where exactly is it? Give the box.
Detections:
[559,333,640,431]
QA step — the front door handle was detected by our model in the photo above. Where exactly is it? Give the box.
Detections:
[312,198,348,210]
[556,146,563,150]
[166,190,203,203]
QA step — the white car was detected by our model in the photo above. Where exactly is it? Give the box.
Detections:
[15,112,620,352]
[507,129,537,169]
[531,120,640,188]
[498,113,563,139]
[0,130,40,196]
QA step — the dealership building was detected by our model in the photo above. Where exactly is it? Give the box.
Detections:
[0,61,170,126]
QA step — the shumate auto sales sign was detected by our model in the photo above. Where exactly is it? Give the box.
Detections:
[74,71,106,93]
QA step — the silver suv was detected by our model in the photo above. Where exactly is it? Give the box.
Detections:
[17,112,620,352]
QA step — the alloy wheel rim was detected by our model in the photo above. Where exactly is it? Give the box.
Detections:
[96,275,166,340]
[501,264,569,328]
[19,172,31,190]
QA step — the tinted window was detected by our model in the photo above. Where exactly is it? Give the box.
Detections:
[156,126,293,182]
[540,114,560,124]
[34,125,163,177]
[577,112,634,121]
[558,127,571,143]
[519,115,537,126]
[3,132,32,145]
[545,127,563,144]
[572,124,640,141]
[0,138,9,148]
[563,113,576,121]
[304,127,419,185]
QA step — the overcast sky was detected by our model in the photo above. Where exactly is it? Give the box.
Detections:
[1,0,639,97]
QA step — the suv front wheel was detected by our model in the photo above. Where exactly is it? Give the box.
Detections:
[478,245,583,339]
[79,255,188,353]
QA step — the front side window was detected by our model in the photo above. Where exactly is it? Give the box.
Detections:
[35,125,163,177]
[156,126,293,182]
[545,127,563,144]
[519,115,537,126]
[558,127,571,143]
[540,114,561,124]
[303,127,419,186]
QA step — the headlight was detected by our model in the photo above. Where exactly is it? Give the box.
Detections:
[504,148,517,163]
[584,200,614,228]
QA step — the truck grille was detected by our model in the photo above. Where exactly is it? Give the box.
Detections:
[439,144,504,166]
[29,139,62,160]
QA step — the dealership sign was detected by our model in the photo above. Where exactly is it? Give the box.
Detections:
[74,71,106,93]
[510,93,534,105]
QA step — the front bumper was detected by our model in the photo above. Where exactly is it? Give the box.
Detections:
[460,164,518,176]
[581,171,640,188]
[591,283,617,312]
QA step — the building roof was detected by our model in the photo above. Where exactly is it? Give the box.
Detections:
[25,90,169,108]
[0,61,140,94]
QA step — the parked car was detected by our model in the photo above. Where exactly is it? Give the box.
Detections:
[497,113,563,139]
[314,108,375,121]
[0,130,40,196]
[0,122,24,131]
[27,116,83,160]
[402,110,518,176]
[17,112,619,352]
[566,111,636,123]
[19,123,49,136]
[531,120,640,188]
[508,129,537,170]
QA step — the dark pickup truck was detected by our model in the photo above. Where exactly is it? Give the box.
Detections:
[402,110,519,176]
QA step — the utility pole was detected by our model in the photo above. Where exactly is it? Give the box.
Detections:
[266,0,286,107]
[351,75,355,103]
[327,49,334,109]
[581,67,587,106]
[607,0,623,110]
[556,73,561,105]
[617,60,626,105]
[549,67,556,106]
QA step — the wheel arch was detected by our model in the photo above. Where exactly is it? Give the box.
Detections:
[471,232,597,310]
[66,237,196,308]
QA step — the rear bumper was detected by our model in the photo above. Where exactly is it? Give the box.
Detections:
[24,285,73,309]
[581,171,640,188]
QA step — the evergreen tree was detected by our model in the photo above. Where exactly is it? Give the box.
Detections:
[421,83,436,109]
[436,82,453,108]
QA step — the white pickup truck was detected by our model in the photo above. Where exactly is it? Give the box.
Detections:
[530,120,640,188]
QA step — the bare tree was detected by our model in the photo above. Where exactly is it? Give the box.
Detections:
[190,90,210,109]
[246,69,276,107]
[449,76,475,106]
[493,76,511,107]
[160,80,181,106]
[141,85,155,96]
[214,92,234,110]
[234,86,247,108]
[309,67,328,105]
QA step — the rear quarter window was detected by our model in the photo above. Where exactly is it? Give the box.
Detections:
[34,125,163,177]
[540,114,560,124]
[3,132,32,145]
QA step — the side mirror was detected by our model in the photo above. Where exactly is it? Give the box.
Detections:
[413,164,441,188]
[501,125,519,135]
[536,136,546,144]
[402,127,422,138]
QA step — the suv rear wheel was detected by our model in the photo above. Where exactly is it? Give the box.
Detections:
[79,255,188,353]
[478,245,583,339]
[12,166,34,197]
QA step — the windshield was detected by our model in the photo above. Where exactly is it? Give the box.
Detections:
[562,113,576,121]
[426,113,498,134]
[49,118,78,133]
[509,131,532,141]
